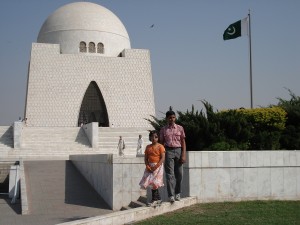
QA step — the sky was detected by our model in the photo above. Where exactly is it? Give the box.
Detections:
[0,0,299,125]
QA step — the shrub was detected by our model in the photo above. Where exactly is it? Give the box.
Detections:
[146,92,299,151]
[276,89,300,149]
[237,107,287,150]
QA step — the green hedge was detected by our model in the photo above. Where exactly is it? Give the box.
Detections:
[148,91,300,150]
[148,101,298,150]
[214,107,286,150]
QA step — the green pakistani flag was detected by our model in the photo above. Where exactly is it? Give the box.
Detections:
[223,17,248,40]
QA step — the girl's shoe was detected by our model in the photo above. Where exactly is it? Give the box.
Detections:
[147,200,158,207]
[147,200,162,207]
[156,199,162,206]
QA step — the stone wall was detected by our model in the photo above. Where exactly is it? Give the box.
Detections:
[70,151,300,210]
[186,151,300,202]
[70,154,146,210]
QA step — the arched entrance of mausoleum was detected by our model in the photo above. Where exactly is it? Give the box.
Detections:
[78,81,109,127]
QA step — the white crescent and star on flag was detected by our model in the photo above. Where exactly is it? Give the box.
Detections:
[226,26,236,36]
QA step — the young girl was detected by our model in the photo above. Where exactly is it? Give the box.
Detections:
[139,130,165,206]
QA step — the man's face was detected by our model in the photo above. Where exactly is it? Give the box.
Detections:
[167,115,176,125]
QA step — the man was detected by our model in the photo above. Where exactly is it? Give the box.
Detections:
[136,134,144,155]
[159,110,186,203]
[117,136,125,157]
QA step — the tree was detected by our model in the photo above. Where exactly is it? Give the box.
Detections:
[276,89,300,149]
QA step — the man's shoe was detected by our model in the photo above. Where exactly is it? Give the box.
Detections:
[175,194,181,201]
[169,196,175,203]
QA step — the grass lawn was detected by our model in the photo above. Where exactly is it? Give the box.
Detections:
[134,200,300,225]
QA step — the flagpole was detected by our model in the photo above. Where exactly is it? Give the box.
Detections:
[248,9,253,108]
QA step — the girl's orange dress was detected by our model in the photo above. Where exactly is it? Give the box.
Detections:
[139,143,165,189]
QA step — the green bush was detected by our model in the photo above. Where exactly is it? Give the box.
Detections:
[216,110,252,150]
[276,89,300,149]
[146,91,299,150]
[237,107,286,150]
[209,141,231,150]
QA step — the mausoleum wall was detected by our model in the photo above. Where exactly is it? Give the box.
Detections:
[25,43,155,127]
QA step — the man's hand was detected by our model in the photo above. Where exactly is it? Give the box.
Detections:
[180,154,186,164]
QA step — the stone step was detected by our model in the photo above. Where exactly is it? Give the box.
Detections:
[21,127,82,133]
[2,156,70,161]
[6,147,113,153]
[21,131,81,134]
[98,128,151,149]
[137,195,148,204]
[0,134,13,137]
[22,135,87,139]
[14,148,96,152]
[129,200,146,208]
[0,126,13,148]
[0,162,15,183]
[99,141,149,147]
[0,148,138,157]
[99,141,146,145]
[99,127,151,132]
[22,127,81,130]
[21,146,91,150]
[99,131,149,137]
[121,196,148,211]
[0,141,13,144]
[0,143,13,148]
[22,142,91,146]
[98,128,150,136]
[99,136,149,140]
[23,135,85,139]
[21,127,91,150]
[0,126,13,132]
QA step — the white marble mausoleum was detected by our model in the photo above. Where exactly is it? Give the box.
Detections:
[25,2,155,127]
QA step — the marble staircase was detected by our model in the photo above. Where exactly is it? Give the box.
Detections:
[0,126,151,160]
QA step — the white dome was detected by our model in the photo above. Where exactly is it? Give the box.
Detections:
[37,2,131,56]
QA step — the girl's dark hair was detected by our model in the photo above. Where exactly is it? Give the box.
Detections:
[149,130,159,141]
